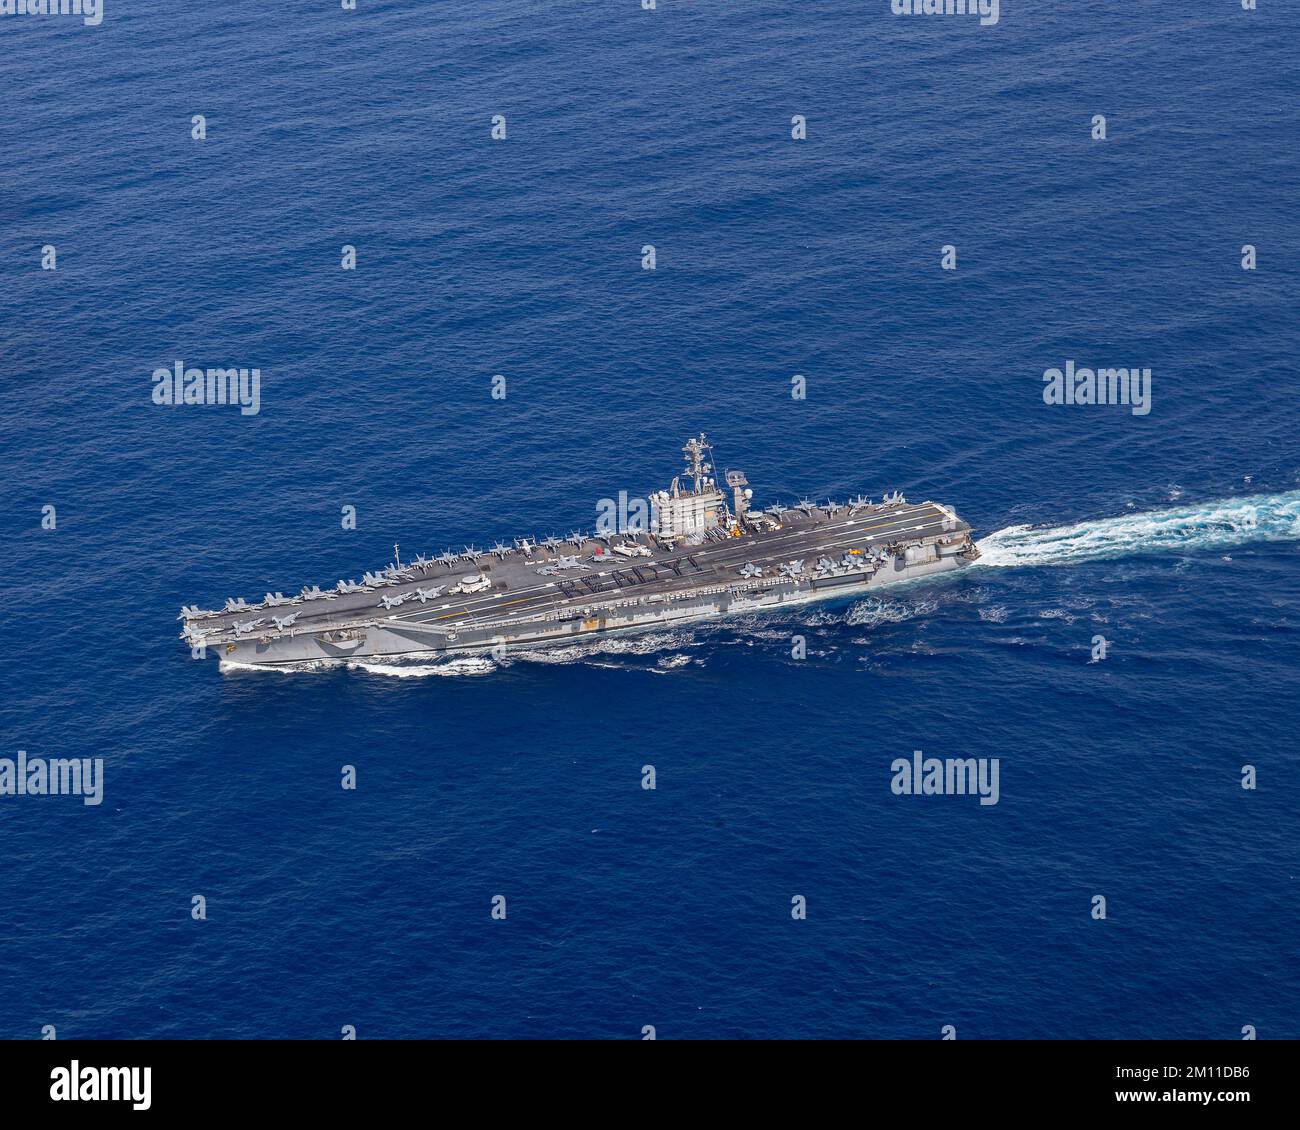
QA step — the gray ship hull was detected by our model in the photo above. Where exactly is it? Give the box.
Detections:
[181,497,979,669]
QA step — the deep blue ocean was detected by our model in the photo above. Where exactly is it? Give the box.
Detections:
[2,2,1298,1040]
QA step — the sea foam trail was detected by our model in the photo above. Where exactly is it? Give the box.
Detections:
[975,490,1300,569]
[345,657,496,678]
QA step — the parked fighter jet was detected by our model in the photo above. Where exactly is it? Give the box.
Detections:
[796,499,817,517]
[234,618,264,636]
[379,592,409,610]
[412,586,445,603]
[224,597,249,612]
[567,530,587,547]
[300,585,328,601]
[437,550,460,570]
[779,559,805,578]
[490,542,511,559]
[738,562,763,578]
[272,612,299,631]
[264,592,292,607]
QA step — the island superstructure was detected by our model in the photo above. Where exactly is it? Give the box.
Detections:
[178,435,979,667]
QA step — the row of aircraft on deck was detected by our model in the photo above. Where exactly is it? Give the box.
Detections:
[178,491,910,636]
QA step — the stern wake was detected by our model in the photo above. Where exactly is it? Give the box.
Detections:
[976,490,1300,569]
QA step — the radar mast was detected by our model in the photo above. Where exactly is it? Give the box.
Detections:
[682,433,714,495]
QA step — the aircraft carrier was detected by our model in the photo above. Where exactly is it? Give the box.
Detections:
[178,435,979,667]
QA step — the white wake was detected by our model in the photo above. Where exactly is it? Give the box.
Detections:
[976,489,1300,569]
[345,657,497,678]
